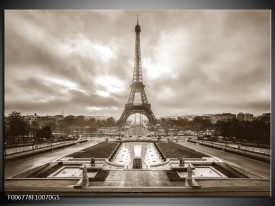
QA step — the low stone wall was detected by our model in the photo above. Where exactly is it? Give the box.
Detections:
[10,163,50,178]
[226,163,266,178]
[5,178,79,188]
[153,142,167,161]
[150,159,170,168]
[108,142,122,162]
[187,139,270,163]
[104,159,124,168]
[66,158,106,161]
[6,140,87,155]
[62,161,86,165]
[5,140,88,162]
[196,178,270,189]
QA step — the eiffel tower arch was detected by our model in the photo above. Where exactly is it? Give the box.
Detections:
[118,17,157,126]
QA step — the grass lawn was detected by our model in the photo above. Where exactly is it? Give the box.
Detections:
[211,163,247,178]
[67,142,118,158]
[91,170,110,181]
[157,142,208,158]
[166,170,182,181]
[26,163,63,178]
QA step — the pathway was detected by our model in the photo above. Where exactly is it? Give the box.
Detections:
[5,141,99,178]
[177,141,270,178]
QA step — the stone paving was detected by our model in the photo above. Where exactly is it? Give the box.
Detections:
[177,141,270,178]
[5,141,99,178]
[4,139,271,196]
[91,170,186,187]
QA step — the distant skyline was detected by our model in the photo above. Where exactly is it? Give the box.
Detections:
[5,10,271,119]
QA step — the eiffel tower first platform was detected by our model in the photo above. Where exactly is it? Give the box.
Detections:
[118,17,157,125]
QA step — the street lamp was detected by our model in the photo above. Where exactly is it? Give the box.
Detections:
[244,139,247,158]
[32,139,35,158]
[212,137,214,149]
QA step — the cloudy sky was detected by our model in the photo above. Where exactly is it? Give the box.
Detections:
[5,10,271,119]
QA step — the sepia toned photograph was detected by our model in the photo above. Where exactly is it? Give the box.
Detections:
[4,10,271,197]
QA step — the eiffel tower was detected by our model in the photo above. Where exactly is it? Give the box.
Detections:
[118,16,157,125]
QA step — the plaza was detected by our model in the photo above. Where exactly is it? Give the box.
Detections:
[4,132,270,196]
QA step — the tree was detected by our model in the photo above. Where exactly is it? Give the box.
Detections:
[106,117,116,127]
[87,118,96,127]
[75,115,86,127]
[6,111,30,144]
[30,120,39,140]
[215,119,270,145]
[57,120,65,136]
[177,117,190,129]
[160,118,169,135]
[36,125,53,141]
[63,115,76,127]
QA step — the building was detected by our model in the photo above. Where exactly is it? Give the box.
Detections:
[258,113,271,124]
[237,113,253,122]
[209,113,236,124]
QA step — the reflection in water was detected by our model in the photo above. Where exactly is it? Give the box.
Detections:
[112,142,163,169]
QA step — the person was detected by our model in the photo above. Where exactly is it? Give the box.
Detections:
[91,157,95,165]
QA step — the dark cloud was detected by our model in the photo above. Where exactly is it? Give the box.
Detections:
[5,10,271,118]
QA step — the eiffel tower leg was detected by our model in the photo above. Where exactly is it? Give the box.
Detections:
[118,107,131,125]
[118,105,157,126]
[144,108,157,125]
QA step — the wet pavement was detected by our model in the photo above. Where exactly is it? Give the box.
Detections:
[4,139,271,195]
[177,140,270,178]
[92,170,186,187]
[5,141,99,178]
[5,138,270,181]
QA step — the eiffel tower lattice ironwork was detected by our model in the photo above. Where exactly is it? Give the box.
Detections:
[118,17,157,125]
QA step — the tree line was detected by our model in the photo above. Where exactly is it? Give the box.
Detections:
[215,119,270,144]
[159,116,270,144]
[4,112,117,144]
[4,111,270,145]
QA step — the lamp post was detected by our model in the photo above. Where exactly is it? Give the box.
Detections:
[85,128,87,141]
[212,137,214,149]
[244,139,247,158]
[32,139,35,159]
[51,137,53,153]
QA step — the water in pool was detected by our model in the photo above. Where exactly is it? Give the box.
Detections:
[112,142,163,169]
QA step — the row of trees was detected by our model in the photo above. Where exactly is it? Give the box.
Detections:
[61,115,116,128]
[4,112,54,144]
[4,112,117,144]
[56,116,116,137]
[4,111,270,145]
[159,116,270,144]
[216,119,270,144]
[159,116,213,134]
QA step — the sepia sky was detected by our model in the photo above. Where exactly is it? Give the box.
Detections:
[5,10,271,118]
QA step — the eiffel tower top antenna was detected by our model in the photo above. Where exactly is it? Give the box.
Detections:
[137,14,139,25]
